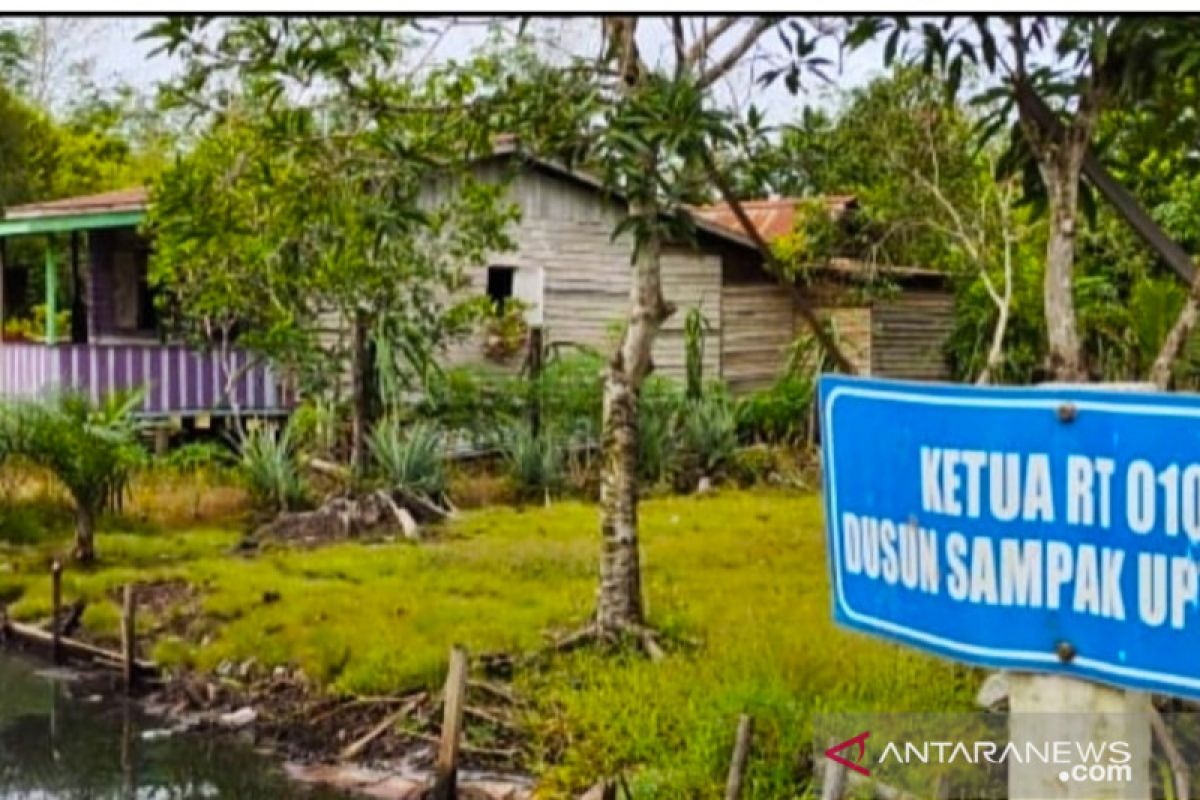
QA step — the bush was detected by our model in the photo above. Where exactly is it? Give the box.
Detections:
[500,424,565,500]
[238,423,306,512]
[637,376,684,486]
[419,366,525,445]
[0,390,145,562]
[368,419,447,499]
[673,393,738,489]
[289,398,344,459]
[735,376,816,445]
[538,350,605,445]
[160,441,233,474]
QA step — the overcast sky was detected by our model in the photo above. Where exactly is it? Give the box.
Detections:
[66,16,891,124]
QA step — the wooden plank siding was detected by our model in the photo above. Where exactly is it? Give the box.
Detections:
[870,289,955,379]
[720,284,794,393]
[439,165,722,382]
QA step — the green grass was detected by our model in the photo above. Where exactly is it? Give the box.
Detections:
[0,488,979,797]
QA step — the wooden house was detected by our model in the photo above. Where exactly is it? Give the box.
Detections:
[448,146,956,392]
[0,189,291,420]
[0,152,954,416]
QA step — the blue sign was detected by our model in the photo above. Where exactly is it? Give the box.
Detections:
[820,374,1200,699]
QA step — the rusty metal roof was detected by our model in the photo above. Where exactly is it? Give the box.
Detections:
[690,196,859,241]
[3,187,149,220]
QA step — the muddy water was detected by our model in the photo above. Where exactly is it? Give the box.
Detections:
[0,652,353,799]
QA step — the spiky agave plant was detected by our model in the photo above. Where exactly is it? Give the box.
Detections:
[367,419,447,500]
[238,421,307,513]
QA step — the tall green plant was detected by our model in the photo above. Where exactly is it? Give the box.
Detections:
[368,420,447,500]
[683,306,711,401]
[0,390,145,562]
[238,422,306,513]
[500,424,565,501]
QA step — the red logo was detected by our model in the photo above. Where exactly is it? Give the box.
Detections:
[825,731,871,776]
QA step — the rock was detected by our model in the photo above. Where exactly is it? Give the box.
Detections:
[976,671,1010,710]
[218,707,258,729]
[272,665,288,681]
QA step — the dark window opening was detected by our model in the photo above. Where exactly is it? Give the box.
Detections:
[486,266,515,312]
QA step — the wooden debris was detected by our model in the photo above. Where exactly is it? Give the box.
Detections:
[724,714,754,800]
[820,742,846,800]
[431,645,469,800]
[121,584,137,694]
[1151,706,1189,800]
[2,619,156,674]
[338,692,426,762]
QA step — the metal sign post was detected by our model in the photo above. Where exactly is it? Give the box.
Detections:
[816,376,1200,800]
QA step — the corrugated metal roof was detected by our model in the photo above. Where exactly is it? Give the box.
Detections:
[3,187,148,220]
[690,196,859,241]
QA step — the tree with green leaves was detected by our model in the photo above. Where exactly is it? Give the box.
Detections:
[848,16,1195,382]
[0,391,144,563]
[143,17,518,467]
[489,17,845,639]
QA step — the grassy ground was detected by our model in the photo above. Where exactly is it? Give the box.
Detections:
[0,486,979,798]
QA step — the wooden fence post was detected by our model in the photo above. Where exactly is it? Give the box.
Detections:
[50,560,62,664]
[431,645,469,800]
[121,584,136,695]
[820,742,846,800]
[724,713,754,800]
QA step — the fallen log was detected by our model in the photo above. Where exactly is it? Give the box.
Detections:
[2,619,157,675]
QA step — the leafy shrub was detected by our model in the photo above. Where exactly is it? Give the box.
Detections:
[538,350,605,445]
[238,423,306,512]
[160,441,233,474]
[289,398,344,459]
[672,393,738,489]
[419,366,525,444]
[735,376,816,445]
[0,390,145,561]
[500,424,565,500]
[368,419,447,499]
[637,376,684,486]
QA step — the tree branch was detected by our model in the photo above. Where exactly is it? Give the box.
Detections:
[1150,275,1200,390]
[698,144,856,374]
[697,18,777,91]
[684,16,739,68]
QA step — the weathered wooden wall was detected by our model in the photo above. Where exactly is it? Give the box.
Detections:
[720,283,793,393]
[870,289,955,379]
[441,163,722,382]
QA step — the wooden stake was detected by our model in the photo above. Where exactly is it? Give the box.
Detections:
[724,714,754,800]
[820,746,846,800]
[121,584,136,695]
[431,645,469,800]
[50,560,62,664]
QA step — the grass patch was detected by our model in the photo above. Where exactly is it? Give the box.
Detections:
[0,488,978,797]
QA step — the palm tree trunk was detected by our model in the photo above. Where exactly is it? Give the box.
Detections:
[73,504,96,564]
